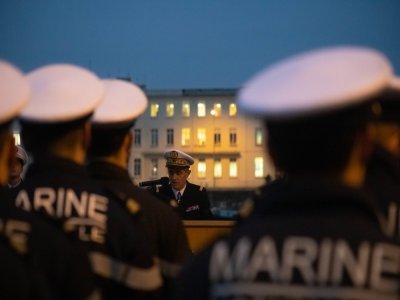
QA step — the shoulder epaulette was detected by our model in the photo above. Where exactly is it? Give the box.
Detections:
[126,198,141,215]
[199,185,204,191]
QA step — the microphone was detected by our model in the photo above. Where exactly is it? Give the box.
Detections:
[139,177,169,187]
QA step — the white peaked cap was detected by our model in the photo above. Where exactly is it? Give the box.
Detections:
[92,79,148,124]
[237,46,393,120]
[20,64,103,123]
[0,60,30,124]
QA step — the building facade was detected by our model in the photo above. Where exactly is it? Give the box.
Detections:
[129,88,276,196]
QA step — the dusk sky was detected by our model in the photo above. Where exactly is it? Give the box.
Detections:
[1,1,400,89]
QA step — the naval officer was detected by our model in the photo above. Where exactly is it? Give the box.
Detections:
[175,46,400,299]
[87,79,191,299]
[155,149,213,220]
[13,64,162,299]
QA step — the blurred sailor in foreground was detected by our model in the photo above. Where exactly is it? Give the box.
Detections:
[1,60,99,299]
[8,145,28,189]
[364,77,400,238]
[155,149,212,220]
[175,46,400,299]
[87,79,191,299]
[13,64,162,299]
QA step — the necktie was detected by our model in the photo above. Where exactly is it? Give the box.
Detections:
[177,192,181,203]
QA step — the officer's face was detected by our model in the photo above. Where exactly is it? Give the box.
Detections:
[167,167,190,190]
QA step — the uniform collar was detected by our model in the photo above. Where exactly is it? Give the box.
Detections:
[172,184,187,199]
[256,175,383,229]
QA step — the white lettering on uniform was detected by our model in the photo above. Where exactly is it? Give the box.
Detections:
[332,240,370,287]
[244,236,279,281]
[370,243,400,292]
[65,189,87,218]
[281,237,318,284]
[209,236,400,294]
[88,193,108,224]
[15,190,31,211]
[34,188,56,215]
[14,187,108,244]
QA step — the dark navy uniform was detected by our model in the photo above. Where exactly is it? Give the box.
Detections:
[13,157,162,299]
[365,145,400,238]
[88,160,191,298]
[0,239,31,300]
[176,177,400,299]
[1,185,96,300]
[156,182,213,220]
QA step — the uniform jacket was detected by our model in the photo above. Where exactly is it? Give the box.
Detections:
[1,185,96,300]
[12,157,162,299]
[365,145,400,238]
[87,161,192,299]
[175,176,400,300]
[156,182,213,220]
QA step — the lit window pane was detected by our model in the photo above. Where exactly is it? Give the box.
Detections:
[214,160,222,178]
[197,128,206,146]
[255,128,263,146]
[198,159,206,178]
[151,159,158,176]
[150,103,159,118]
[211,103,221,117]
[198,102,206,117]
[255,157,264,178]
[182,102,190,117]
[182,128,191,146]
[166,103,174,117]
[229,159,237,177]
[229,103,237,116]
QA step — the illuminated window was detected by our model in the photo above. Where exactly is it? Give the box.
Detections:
[182,101,190,117]
[229,128,237,146]
[255,128,263,146]
[13,132,21,145]
[167,129,174,145]
[150,103,159,118]
[134,129,141,146]
[214,160,222,178]
[134,159,141,176]
[166,102,174,117]
[255,157,264,178]
[151,158,158,176]
[229,158,237,178]
[198,159,206,178]
[197,102,206,117]
[197,128,206,146]
[229,103,237,116]
[181,128,191,146]
[151,129,158,147]
[214,129,221,146]
[211,103,221,117]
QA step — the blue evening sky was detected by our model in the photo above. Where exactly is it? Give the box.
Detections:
[1,0,399,89]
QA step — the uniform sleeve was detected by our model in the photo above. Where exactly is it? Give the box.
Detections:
[174,248,212,300]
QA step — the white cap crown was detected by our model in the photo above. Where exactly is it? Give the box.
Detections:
[238,46,393,120]
[21,64,103,122]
